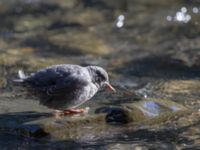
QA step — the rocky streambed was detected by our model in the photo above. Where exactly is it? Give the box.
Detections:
[0,95,196,149]
[0,0,200,149]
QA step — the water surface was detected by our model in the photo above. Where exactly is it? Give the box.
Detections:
[0,0,200,149]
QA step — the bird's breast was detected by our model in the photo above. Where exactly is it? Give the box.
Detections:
[87,83,99,100]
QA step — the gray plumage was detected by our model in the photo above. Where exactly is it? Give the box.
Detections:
[14,64,111,110]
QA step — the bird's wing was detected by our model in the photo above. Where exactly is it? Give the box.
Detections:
[38,74,89,96]
[26,65,87,87]
[25,66,73,87]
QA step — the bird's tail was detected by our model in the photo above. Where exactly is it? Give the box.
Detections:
[13,70,28,83]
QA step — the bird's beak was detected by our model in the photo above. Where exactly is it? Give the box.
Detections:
[104,82,116,92]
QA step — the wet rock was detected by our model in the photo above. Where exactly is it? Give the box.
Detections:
[96,107,130,124]
[105,108,129,124]
[47,30,112,55]
[16,124,49,138]
[0,0,199,149]
[23,98,187,140]
[119,98,189,123]
[0,92,193,148]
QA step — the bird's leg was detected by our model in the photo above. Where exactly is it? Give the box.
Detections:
[52,107,89,117]
[63,107,89,115]
[53,107,90,119]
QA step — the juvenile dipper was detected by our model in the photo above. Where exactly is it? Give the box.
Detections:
[14,64,116,115]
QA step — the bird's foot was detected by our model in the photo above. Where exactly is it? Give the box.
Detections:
[63,107,89,115]
[53,107,89,118]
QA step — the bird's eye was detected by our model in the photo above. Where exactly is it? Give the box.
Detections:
[96,70,106,81]
[97,78,101,83]
[96,70,101,76]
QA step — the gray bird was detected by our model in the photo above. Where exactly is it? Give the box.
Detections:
[14,64,116,115]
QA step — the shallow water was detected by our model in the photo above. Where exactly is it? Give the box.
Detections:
[0,0,200,149]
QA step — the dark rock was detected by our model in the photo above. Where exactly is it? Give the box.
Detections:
[95,107,130,124]
[106,109,129,125]
[16,124,49,138]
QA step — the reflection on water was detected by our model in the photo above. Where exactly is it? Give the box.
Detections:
[141,101,182,117]
[115,14,125,28]
[143,101,167,117]
[167,7,191,23]
[0,0,200,149]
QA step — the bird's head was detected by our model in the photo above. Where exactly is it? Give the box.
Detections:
[86,66,116,92]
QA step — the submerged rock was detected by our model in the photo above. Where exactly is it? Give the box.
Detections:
[96,107,131,124]
[11,98,188,140]
[96,98,188,124]
[16,124,49,138]
[0,96,190,141]
[0,96,194,150]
